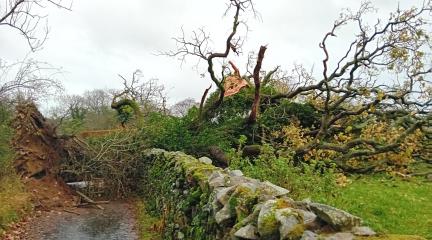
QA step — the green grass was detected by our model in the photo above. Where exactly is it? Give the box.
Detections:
[0,175,31,235]
[136,200,161,240]
[0,106,31,236]
[313,173,432,239]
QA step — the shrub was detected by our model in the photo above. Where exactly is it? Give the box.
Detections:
[259,100,320,130]
[111,99,141,127]
[138,110,232,155]
[229,143,338,200]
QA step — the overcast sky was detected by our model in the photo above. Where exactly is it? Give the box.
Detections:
[0,0,426,105]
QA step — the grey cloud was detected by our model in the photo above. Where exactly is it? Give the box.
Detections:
[0,0,426,104]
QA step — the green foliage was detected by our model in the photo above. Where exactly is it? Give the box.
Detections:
[229,143,338,200]
[70,105,87,120]
[139,110,231,155]
[0,105,13,178]
[204,88,253,124]
[82,110,118,131]
[139,112,194,151]
[61,118,85,135]
[259,100,319,130]
[59,104,87,135]
[112,98,141,126]
[201,88,321,146]
[117,104,135,125]
[0,105,31,235]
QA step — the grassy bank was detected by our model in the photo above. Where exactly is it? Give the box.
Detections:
[0,105,31,235]
[136,200,161,240]
[0,175,31,235]
[316,173,432,239]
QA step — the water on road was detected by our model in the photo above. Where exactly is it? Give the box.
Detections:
[18,202,138,240]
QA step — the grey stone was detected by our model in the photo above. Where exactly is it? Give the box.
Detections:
[257,200,279,239]
[352,226,376,236]
[309,203,361,231]
[199,156,213,165]
[301,230,318,240]
[209,173,226,188]
[215,204,233,225]
[261,181,290,197]
[234,224,259,240]
[146,148,166,156]
[226,176,249,187]
[215,186,236,205]
[229,169,244,177]
[296,209,317,225]
[209,171,224,181]
[211,195,222,212]
[275,208,303,240]
[324,232,355,240]
[427,174,432,182]
[238,182,259,192]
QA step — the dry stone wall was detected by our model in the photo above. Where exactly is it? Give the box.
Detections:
[140,149,376,240]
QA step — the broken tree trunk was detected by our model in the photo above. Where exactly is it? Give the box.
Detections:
[248,46,267,124]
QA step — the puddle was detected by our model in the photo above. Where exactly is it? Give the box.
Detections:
[21,202,138,240]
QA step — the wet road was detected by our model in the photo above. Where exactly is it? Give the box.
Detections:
[17,202,138,240]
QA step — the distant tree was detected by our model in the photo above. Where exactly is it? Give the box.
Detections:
[82,89,112,114]
[170,98,199,117]
[116,70,168,115]
[0,58,63,101]
[49,94,87,134]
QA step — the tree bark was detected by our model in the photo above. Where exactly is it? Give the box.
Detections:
[248,46,267,124]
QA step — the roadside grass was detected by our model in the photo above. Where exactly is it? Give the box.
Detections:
[313,171,432,239]
[0,174,31,235]
[0,108,31,235]
[136,200,161,240]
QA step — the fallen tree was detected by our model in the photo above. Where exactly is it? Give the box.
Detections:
[165,0,432,171]
[12,102,81,208]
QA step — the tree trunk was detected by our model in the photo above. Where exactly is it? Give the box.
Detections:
[248,46,267,124]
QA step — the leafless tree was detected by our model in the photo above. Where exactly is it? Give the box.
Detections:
[170,98,199,117]
[164,0,257,113]
[116,70,168,115]
[0,0,72,51]
[82,89,112,114]
[0,58,63,101]
[0,0,71,103]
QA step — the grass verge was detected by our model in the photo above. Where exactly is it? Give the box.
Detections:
[314,173,432,239]
[0,175,31,236]
[136,200,161,240]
